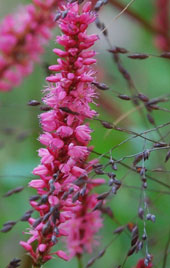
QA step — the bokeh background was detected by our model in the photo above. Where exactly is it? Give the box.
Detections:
[0,0,170,267]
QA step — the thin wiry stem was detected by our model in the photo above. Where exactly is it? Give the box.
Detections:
[113,145,170,164]
[109,0,164,35]
[100,0,137,36]
[162,229,170,268]
[122,184,170,195]
[92,150,170,189]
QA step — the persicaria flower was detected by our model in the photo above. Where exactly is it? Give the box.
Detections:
[75,125,92,143]
[20,1,103,266]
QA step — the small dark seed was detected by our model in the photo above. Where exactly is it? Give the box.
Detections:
[160,52,170,59]
[51,235,57,244]
[93,200,103,211]
[136,241,143,252]
[59,106,79,115]
[40,194,48,204]
[138,93,149,102]
[165,151,170,163]
[54,227,59,235]
[61,10,68,19]
[62,191,69,200]
[128,54,148,60]
[113,226,125,234]
[20,210,33,221]
[142,234,147,240]
[27,100,40,106]
[92,82,109,90]
[3,221,16,226]
[97,249,106,258]
[108,47,128,54]
[86,257,96,267]
[1,224,14,233]
[29,195,40,201]
[143,182,147,189]
[127,245,137,256]
[94,168,104,175]
[150,214,156,222]
[101,121,113,129]
[94,0,103,11]
[54,12,61,21]
[154,142,167,148]
[72,192,80,203]
[42,212,51,223]
[97,191,110,200]
[100,206,114,219]
[42,221,51,235]
[138,207,144,220]
[3,186,24,197]
[33,218,42,228]
[146,213,152,220]
[40,106,51,111]
[80,185,86,196]
[53,172,59,180]
[147,113,155,125]
[118,94,131,100]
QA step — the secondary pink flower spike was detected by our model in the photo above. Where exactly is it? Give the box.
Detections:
[0,0,62,91]
[154,0,170,51]
[20,1,103,266]
[63,191,103,258]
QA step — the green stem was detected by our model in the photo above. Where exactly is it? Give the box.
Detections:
[77,255,83,268]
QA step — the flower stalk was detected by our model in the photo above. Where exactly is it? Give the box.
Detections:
[20,1,103,266]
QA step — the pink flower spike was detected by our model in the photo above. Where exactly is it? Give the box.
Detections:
[21,2,103,266]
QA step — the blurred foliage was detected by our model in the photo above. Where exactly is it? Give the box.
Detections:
[0,0,170,268]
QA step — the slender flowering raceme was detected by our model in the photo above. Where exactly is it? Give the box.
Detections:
[0,0,61,91]
[20,2,103,266]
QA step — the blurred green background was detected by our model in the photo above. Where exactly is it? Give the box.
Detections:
[0,0,170,267]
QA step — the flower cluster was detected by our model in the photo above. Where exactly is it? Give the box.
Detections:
[154,0,170,51]
[20,2,103,266]
[0,0,61,91]
[63,191,103,257]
